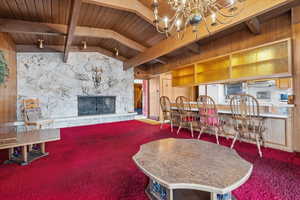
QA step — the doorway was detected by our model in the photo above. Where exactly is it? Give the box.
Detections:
[134,83,143,115]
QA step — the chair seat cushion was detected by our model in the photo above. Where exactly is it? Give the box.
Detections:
[182,116,195,122]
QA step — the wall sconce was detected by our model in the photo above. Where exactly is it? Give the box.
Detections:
[91,66,103,88]
[114,48,119,57]
[37,39,44,49]
[81,41,87,50]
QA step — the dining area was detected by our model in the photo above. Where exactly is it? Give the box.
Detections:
[159,94,266,157]
[134,86,294,200]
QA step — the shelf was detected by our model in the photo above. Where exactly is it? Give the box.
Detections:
[173,74,194,78]
[231,57,288,68]
[196,69,229,75]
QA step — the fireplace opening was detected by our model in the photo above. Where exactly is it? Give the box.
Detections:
[78,96,116,116]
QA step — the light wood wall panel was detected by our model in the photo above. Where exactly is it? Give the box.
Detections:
[292,6,300,152]
[149,77,160,120]
[0,33,17,123]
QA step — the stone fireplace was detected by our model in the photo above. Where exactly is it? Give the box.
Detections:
[78,96,116,116]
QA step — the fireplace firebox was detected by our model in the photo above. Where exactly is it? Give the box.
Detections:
[78,96,116,116]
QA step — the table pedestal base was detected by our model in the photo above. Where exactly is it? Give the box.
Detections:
[146,179,236,200]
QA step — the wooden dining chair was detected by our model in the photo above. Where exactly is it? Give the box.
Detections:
[23,99,53,130]
[175,96,196,137]
[230,94,266,157]
[196,95,225,144]
[159,96,177,132]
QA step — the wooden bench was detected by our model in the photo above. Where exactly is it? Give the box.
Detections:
[0,129,60,166]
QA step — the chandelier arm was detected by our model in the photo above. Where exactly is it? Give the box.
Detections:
[168,12,182,33]
[155,23,168,34]
[201,10,211,34]
[213,3,245,18]
[216,6,245,18]
[215,17,234,25]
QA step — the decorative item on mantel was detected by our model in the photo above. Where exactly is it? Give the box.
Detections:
[91,66,103,88]
[0,51,9,86]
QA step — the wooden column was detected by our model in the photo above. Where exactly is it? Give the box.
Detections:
[292,6,300,152]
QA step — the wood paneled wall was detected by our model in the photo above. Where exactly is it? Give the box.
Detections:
[292,6,300,152]
[0,33,17,123]
[149,73,196,121]
[149,13,292,75]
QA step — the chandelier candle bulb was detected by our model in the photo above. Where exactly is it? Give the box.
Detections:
[176,19,182,31]
[211,12,217,25]
[163,17,169,29]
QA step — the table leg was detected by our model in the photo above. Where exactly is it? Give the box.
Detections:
[21,145,28,165]
[28,144,33,151]
[8,148,14,160]
[40,143,45,154]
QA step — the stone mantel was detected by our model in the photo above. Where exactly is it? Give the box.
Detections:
[8,113,137,131]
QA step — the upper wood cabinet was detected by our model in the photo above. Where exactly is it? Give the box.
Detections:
[276,78,292,89]
[196,56,230,84]
[172,64,195,87]
[172,38,292,87]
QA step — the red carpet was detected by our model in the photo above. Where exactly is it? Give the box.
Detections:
[0,120,300,200]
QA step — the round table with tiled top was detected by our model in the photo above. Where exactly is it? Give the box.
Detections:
[133,138,253,200]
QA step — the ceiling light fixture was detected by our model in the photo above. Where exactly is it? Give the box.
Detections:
[152,0,246,39]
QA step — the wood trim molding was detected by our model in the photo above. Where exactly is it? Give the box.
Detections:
[83,0,155,25]
[64,0,82,62]
[124,0,294,70]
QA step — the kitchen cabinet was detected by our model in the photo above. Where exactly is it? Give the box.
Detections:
[276,78,292,89]
[172,38,292,86]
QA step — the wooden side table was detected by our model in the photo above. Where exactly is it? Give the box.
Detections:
[0,129,60,166]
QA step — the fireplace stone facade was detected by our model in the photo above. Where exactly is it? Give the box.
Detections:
[17,52,134,120]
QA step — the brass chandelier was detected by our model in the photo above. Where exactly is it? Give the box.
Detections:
[152,0,246,38]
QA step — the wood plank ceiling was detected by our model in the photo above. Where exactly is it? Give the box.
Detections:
[0,0,298,73]
[0,0,166,61]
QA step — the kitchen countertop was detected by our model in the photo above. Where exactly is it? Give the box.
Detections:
[171,107,289,119]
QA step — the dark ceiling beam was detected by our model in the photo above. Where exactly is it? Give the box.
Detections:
[64,0,82,62]
[0,19,65,36]
[245,17,261,34]
[16,45,127,62]
[185,43,201,54]
[155,57,167,65]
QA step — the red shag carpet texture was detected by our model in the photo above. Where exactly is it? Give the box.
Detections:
[0,120,300,200]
